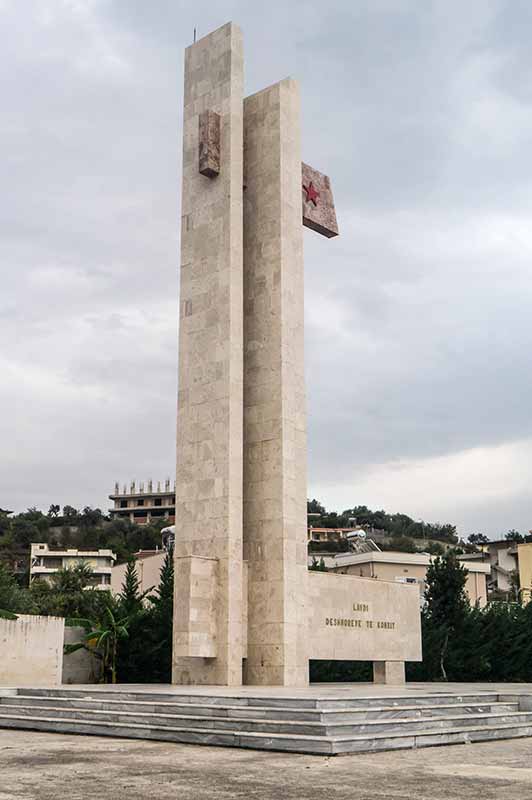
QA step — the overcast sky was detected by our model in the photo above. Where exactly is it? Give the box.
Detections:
[2,0,532,537]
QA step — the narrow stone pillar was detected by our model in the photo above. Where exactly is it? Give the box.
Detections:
[243,79,309,686]
[373,661,406,685]
[173,22,244,686]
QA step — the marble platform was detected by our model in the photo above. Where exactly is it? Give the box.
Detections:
[2,683,532,755]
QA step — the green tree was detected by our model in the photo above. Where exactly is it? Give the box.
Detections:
[0,509,12,538]
[10,508,50,548]
[119,560,144,615]
[424,541,445,556]
[505,529,524,543]
[307,499,326,516]
[424,553,469,680]
[30,564,110,619]
[467,533,489,545]
[0,563,34,615]
[62,505,79,520]
[116,560,155,682]
[148,551,174,682]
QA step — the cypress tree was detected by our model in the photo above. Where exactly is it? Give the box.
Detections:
[119,559,143,616]
[424,553,469,681]
[149,551,174,683]
[116,559,153,682]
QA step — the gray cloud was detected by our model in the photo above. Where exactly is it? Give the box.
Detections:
[1,0,531,536]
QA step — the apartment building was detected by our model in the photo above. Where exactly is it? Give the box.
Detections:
[30,543,116,589]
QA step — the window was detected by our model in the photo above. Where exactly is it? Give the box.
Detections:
[120,500,127,509]
[42,557,63,569]
[137,499,144,507]
[154,498,162,507]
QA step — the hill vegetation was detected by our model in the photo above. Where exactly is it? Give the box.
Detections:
[307,499,459,543]
[0,505,168,581]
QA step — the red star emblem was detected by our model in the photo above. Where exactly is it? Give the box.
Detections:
[303,181,319,206]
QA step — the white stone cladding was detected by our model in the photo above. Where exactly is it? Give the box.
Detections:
[243,79,309,686]
[172,23,422,687]
[173,22,244,686]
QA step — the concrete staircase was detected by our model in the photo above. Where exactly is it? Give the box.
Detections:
[1,688,532,755]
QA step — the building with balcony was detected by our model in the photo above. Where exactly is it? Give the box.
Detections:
[481,540,532,600]
[484,540,518,594]
[307,526,382,556]
[109,480,176,525]
[316,550,490,607]
[29,543,116,589]
[308,527,356,543]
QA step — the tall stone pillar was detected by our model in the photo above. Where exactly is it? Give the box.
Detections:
[243,79,309,686]
[173,22,244,686]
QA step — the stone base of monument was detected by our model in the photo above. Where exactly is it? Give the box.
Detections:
[2,686,532,755]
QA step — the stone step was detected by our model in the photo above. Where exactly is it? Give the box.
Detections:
[326,711,532,737]
[331,721,532,755]
[315,693,502,710]
[2,711,532,755]
[2,703,531,737]
[1,694,519,723]
[18,686,503,710]
[0,713,332,755]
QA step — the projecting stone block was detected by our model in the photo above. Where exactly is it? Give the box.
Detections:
[302,162,339,238]
[199,110,221,178]
[173,556,218,659]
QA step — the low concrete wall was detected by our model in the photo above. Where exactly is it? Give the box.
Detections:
[0,616,102,686]
[62,626,102,684]
[0,614,64,686]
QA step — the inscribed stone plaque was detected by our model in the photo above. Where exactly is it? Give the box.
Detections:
[199,109,221,178]
[302,162,339,238]
[307,572,422,662]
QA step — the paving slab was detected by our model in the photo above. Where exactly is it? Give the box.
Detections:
[3,681,532,698]
[2,727,532,800]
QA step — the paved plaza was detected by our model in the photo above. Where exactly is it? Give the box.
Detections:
[2,727,532,800]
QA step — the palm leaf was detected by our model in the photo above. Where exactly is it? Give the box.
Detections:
[64,642,103,660]
[105,606,116,625]
[64,642,86,655]
[95,630,111,645]
[0,609,18,620]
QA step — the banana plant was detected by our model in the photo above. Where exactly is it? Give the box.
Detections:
[65,606,132,684]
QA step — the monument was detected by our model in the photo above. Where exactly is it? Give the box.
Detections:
[173,22,421,687]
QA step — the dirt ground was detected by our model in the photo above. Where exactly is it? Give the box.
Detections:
[3,729,532,800]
